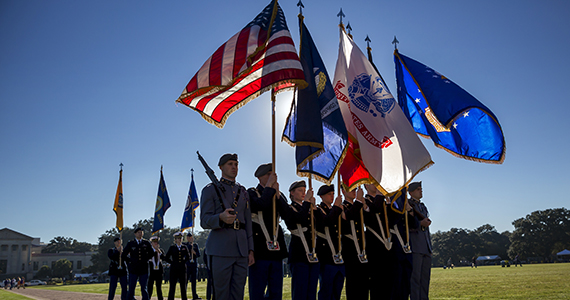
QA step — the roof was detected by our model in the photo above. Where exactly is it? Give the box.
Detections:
[477,255,502,261]
[556,249,570,256]
[0,228,34,240]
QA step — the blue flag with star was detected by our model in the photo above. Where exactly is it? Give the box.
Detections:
[282,16,348,183]
[181,172,200,232]
[152,168,171,234]
[394,50,505,163]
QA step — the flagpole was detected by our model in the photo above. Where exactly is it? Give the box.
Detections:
[118,163,123,269]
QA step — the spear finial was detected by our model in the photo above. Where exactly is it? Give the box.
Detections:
[297,0,304,15]
[392,35,399,50]
[337,8,345,26]
[119,163,123,171]
[365,35,371,48]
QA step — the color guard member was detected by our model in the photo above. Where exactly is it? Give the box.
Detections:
[148,236,165,300]
[122,227,154,300]
[164,232,191,300]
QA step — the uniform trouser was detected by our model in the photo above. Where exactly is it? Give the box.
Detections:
[344,261,370,300]
[148,270,164,300]
[169,268,188,300]
[128,273,149,300]
[210,255,248,300]
[108,275,128,300]
[368,249,397,300]
[392,252,412,300]
[187,264,198,298]
[318,264,345,300]
[290,262,319,300]
[410,253,431,300]
[248,259,283,300]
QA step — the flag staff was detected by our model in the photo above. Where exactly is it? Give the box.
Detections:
[117,163,124,268]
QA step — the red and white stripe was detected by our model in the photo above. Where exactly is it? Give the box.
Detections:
[177,26,304,127]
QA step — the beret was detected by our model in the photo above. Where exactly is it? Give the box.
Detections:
[317,184,334,196]
[254,163,272,178]
[134,227,144,233]
[409,181,422,192]
[218,153,238,166]
[289,180,306,192]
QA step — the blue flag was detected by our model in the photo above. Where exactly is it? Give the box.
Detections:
[282,17,348,183]
[181,172,200,232]
[152,168,171,234]
[394,50,505,163]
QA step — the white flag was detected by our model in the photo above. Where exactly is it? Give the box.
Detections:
[333,29,433,195]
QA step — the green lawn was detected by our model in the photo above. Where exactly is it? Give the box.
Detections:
[0,289,34,300]
[24,263,570,299]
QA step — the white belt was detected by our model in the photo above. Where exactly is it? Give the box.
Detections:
[251,211,279,244]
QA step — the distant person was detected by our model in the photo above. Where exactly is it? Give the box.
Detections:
[122,227,154,300]
[514,254,523,267]
[408,181,432,300]
[148,236,165,300]
[164,232,191,300]
[184,233,201,300]
[471,256,477,268]
[107,238,129,300]
[447,258,454,269]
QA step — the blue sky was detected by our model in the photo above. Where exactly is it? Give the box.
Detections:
[1,0,569,245]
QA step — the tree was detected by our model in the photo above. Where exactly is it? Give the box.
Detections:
[35,265,51,279]
[52,259,72,278]
[508,208,570,260]
[42,236,95,253]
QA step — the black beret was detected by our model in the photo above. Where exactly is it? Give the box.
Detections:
[317,184,334,196]
[254,163,272,178]
[218,153,238,166]
[134,227,143,233]
[289,180,306,192]
[186,233,193,237]
[113,237,121,242]
[409,181,422,192]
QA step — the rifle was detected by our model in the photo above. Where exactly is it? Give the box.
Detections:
[196,151,235,215]
[409,200,428,231]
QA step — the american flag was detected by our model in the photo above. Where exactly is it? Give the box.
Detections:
[176,1,306,128]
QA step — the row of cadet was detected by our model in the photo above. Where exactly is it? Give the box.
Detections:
[107,230,206,300]
[197,153,433,300]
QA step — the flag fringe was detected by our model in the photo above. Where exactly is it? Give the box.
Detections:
[298,143,348,185]
[417,133,505,164]
[178,79,307,129]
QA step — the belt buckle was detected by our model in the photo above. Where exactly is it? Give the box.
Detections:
[233,219,239,230]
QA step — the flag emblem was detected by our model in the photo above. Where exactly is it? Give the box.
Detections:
[348,73,395,118]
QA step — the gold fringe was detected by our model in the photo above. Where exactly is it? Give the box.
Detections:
[297,142,348,185]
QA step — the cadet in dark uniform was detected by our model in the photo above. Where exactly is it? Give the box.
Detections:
[363,184,400,300]
[340,186,369,300]
[184,233,201,300]
[408,182,432,300]
[148,236,165,300]
[282,180,319,300]
[315,184,345,300]
[200,153,254,300]
[248,163,288,300]
[122,227,154,300]
[108,237,128,300]
[164,232,191,300]
[391,193,418,300]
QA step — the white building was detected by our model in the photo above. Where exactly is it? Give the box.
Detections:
[0,228,94,280]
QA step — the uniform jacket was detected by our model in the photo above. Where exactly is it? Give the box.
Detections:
[248,184,288,261]
[200,179,253,257]
[282,200,313,264]
[164,244,191,271]
[315,202,343,265]
[341,200,366,265]
[408,198,432,254]
[184,242,201,268]
[108,247,128,277]
[149,247,165,274]
[122,238,154,275]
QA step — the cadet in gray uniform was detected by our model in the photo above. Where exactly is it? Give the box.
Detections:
[200,153,254,300]
[408,181,432,300]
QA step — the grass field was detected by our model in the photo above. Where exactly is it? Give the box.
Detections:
[0,289,34,300]
[20,263,570,299]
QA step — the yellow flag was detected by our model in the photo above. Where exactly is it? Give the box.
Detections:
[113,169,124,231]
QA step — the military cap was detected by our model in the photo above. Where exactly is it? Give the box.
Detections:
[218,153,238,166]
[409,181,422,192]
[254,163,272,178]
[113,237,121,242]
[173,232,184,238]
[134,227,144,233]
[289,180,306,192]
[149,236,160,242]
[186,232,193,237]
[317,184,334,196]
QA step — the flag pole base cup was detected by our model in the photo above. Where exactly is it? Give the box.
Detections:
[333,254,344,264]
[358,252,368,263]
[307,252,319,263]
[266,240,280,251]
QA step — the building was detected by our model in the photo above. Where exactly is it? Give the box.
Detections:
[0,228,95,280]
[0,228,35,280]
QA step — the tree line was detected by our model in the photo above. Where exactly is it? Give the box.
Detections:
[36,207,570,276]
